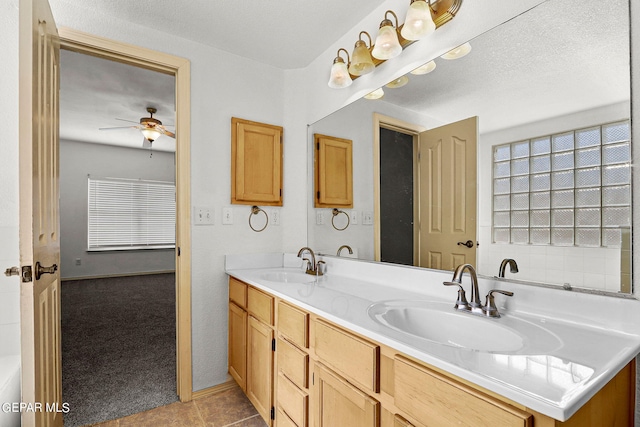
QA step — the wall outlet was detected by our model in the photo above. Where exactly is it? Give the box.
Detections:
[195,206,214,225]
[271,209,280,225]
[350,210,358,225]
[222,207,234,225]
[316,211,325,225]
[363,211,373,225]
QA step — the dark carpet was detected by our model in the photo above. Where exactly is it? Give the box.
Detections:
[61,273,178,427]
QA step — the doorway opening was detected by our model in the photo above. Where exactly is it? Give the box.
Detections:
[58,28,192,423]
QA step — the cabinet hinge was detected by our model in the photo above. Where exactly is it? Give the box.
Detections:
[317,191,320,199]
[22,265,33,283]
[317,142,320,150]
[271,406,275,420]
[272,338,276,352]
[280,189,282,197]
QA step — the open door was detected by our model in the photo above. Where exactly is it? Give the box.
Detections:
[19,0,62,425]
[419,117,478,271]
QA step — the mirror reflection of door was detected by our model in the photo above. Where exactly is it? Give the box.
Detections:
[419,116,478,271]
[377,116,478,271]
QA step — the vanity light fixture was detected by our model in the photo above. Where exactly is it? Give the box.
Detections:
[371,10,403,60]
[401,0,436,41]
[349,31,375,76]
[441,42,472,59]
[364,88,385,99]
[328,48,353,88]
[410,60,437,75]
[385,75,409,89]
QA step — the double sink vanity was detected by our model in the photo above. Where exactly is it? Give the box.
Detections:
[225,252,639,426]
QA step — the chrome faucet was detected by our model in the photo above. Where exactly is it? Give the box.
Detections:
[297,247,323,276]
[337,245,353,256]
[444,263,513,317]
[444,263,483,314]
[498,258,518,278]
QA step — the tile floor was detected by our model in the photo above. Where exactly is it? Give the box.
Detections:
[87,386,268,427]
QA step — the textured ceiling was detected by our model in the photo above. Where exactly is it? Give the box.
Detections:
[50,0,388,69]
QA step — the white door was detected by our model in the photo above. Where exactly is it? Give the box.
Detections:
[19,0,62,425]
[419,117,478,271]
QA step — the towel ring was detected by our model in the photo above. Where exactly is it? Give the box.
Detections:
[331,208,350,231]
[249,206,269,232]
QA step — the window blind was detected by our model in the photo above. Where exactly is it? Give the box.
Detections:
[88,177,176,250]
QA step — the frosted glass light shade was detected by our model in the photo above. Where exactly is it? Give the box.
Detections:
[364,88,384,99]
[328,58,352,88]
[400,0,436,40]
[385,75,409,88]
[141,128,161,142]
[441,42,472,60]
[372,23,402,60]
[349,41,375,76]
[410,60,436,75]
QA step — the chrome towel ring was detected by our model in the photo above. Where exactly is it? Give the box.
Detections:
[331,208,350,231]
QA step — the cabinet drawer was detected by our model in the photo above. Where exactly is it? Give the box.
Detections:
[313,320,379,393]
[248,286,274,325]
[278,372,308,427]
[278,301,309,349]
[394,356,532,427]
[229,277,247,308]
[278,337,308,389]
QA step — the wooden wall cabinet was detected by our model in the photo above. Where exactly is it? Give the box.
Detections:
[231,117,283,206]
[314,133,353,208]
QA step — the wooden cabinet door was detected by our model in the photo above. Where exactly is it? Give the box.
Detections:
[313,362,379,427]
[231,117,283,206]
[314,134,353,208]
[229,302,247,391]
[247,315,275,425]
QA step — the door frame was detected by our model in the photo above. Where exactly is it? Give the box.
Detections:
[58,28,193,401]
[373,113,426,263]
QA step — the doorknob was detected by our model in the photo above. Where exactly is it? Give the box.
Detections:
[35,262,58,280]
[457,240,474,248]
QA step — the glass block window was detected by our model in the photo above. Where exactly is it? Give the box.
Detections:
[492,121,631,247]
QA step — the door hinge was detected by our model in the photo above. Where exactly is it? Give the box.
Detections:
[272,338,276,352]
[177,247,181,256]
[271,406,275,420]
[312,372,314,385]
[22,265,33,283]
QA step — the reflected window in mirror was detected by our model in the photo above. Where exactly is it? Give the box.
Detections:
[491,120,631,292]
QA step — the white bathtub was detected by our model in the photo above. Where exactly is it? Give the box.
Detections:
[0,355,21,427]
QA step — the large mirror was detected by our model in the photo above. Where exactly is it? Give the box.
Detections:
[308,0,632,294]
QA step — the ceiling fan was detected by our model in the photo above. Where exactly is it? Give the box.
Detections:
[99,107,175,147]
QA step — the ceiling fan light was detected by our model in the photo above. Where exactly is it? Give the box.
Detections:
[441,42,472,60]
[141,128,162,142]
[401,0,436,41]
[410,60,436,75]
[328,54,353,89]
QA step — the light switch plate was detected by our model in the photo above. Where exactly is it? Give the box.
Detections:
[195,206,214,225]
[363,211,373,225]
[316,211,325,225]
[222,207,234,225]
[350,210,358,225]
[271,209,280,225]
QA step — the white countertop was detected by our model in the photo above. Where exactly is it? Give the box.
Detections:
[225,253,640,421]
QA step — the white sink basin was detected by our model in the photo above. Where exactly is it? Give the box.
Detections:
[261,271,315,284]
[368,300,562,354]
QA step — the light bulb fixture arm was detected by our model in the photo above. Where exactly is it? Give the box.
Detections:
[358,31,372,49]
[335,48,350,65]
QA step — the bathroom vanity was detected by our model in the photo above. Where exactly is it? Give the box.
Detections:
[226,254,639,426]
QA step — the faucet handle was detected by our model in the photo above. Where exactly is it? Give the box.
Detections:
[316,260,326,276]
[443,281,470,311]
[483,289,514,318]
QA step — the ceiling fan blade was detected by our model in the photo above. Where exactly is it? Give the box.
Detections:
[161,129,176,138]
[99,125,139,131]
[115,118,142,125]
